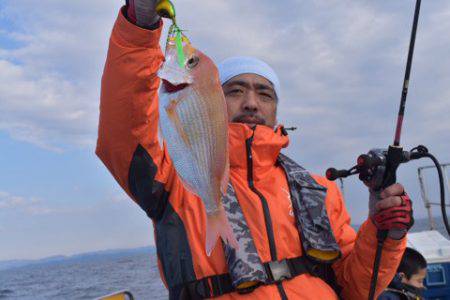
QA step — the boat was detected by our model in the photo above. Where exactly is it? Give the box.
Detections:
[406,162,450,299]
[408,230,450,299]
[96,290,134,300]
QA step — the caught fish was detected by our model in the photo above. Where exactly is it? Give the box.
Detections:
[158,34,238,256]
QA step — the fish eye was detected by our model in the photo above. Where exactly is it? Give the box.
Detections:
[186,56,199,69]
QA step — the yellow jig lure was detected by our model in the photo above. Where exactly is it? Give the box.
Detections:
[156,0,189,68]
[156,0,176,21]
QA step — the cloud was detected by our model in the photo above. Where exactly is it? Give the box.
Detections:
[0,191,44,214]
[1,0,449,159]
[0,0,121,150]
[0,191,26,208]
[0,0,449,229]
[0,191,52,215]
[0,59,96,151]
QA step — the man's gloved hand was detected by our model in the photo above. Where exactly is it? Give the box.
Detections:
[126,0,160,29]
[368,183,414,239]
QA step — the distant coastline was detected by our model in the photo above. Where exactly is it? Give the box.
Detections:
[0,246,156,271]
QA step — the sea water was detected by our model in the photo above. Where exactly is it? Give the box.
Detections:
[0,218,445,299]
[0,251,167,299]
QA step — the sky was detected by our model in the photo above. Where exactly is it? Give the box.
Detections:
[0,0,449,261]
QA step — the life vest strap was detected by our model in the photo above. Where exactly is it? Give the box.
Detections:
[179,256,328,299]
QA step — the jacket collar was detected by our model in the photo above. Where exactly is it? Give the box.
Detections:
[228,123,289,177]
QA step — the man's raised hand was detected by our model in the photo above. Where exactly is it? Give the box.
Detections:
[127,0,160,29]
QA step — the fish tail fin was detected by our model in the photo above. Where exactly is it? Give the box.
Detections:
[205,209,239,256]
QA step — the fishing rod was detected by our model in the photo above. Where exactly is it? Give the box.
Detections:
[325,0,448,299]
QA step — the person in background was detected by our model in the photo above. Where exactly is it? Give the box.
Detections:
[378,247,427,300]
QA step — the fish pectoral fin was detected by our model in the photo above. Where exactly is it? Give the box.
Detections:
[219,163,230,196]
[157,122,165,150]
[165,99,192,147]
[205,209,239,256]
[165,98,180,113]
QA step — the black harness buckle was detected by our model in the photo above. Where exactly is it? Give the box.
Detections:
[265,259,293,282]
[305,262,321,277]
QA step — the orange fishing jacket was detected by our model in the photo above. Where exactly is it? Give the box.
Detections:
[96,9,406,300]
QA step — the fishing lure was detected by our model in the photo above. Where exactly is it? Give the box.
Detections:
[156,0,189,68]
[156,0,176,20]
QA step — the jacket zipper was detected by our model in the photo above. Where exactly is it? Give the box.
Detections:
[245,135,288,300]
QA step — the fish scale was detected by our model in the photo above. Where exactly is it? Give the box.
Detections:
[175,92,216,211]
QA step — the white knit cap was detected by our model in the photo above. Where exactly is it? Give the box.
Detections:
[217,56,281,99]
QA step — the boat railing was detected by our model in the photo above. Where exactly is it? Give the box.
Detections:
[417,163,450,230]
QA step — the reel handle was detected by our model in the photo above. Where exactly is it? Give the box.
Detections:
[326,168,351,181]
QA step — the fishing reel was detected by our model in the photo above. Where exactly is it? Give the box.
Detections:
[325,145,430,190]
[326,143,446,300]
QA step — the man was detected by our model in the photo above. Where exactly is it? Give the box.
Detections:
[96,1,414,299]
[378,247,427,300]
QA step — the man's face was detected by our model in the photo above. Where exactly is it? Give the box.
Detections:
[222,73,278,128]
[401,268,427,289]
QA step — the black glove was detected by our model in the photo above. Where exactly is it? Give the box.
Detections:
[126,0,160,29]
